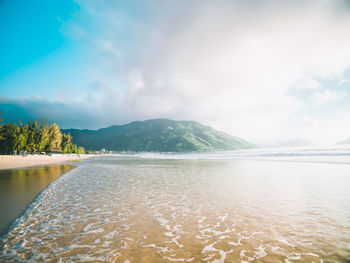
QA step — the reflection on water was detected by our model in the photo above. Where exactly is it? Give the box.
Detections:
[0,164,75,235]
[1,157,350,262]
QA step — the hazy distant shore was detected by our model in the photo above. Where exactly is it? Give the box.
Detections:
[0,154,98,170]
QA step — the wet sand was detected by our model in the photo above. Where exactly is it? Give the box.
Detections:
[0,154,97,170]
[0,164,75,236]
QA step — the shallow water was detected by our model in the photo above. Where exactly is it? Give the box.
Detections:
[0,164,75,236]
[1,156,350,262]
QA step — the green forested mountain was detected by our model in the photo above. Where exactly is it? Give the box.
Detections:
[63,118,254,152]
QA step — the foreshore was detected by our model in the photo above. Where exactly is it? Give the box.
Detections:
[0,154,98,170]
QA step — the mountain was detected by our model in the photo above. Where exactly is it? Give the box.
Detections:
[62,118,254,152]
[336,138,350,145]
[266,138,315,148]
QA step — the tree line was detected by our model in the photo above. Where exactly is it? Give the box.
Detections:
[0,113,85,155]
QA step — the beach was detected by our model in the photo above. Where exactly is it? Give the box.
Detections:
[0,154,97,170]
[1,155,350,262]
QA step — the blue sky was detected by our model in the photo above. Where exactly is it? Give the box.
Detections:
[1,0,350,145]
[0,0,86,98]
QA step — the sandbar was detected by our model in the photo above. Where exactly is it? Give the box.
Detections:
[0,154,98,170]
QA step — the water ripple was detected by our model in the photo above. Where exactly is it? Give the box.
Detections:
[1,157,350,262]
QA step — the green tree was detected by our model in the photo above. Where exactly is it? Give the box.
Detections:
[0,115,86,155]
[14,132,27,152]
[77,146,85,154]
[37,125,50,152]
[25,121,39,152]
[47,123,62,152]
[0,112,4,140]
[61,133,72,153]
[70,144,78,153]
[0,123,18,154]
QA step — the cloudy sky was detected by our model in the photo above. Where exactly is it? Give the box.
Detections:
[1,0,350,145]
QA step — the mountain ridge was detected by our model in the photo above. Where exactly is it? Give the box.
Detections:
[63,118,254,152]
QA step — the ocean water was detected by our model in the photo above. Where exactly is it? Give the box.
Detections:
[1,152,350,262]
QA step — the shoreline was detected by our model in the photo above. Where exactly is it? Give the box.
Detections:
[0,164,76,237]
[0,154,99,170]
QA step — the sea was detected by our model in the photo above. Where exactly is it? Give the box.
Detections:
[1,146,350,262]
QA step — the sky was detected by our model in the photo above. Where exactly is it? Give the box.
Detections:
[1,0,350,145]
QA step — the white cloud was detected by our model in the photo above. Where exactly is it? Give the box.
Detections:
[293,76,322,90]
[338,78,348,84]
[64,0,350,144]
[310,89,346,105]
[287,111,350,145]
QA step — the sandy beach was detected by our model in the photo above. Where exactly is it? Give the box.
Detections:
[0,154,98,170]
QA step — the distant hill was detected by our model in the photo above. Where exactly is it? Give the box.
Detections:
[62,118,254,152]
[266,138,315,148]
[336,138,350,145]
